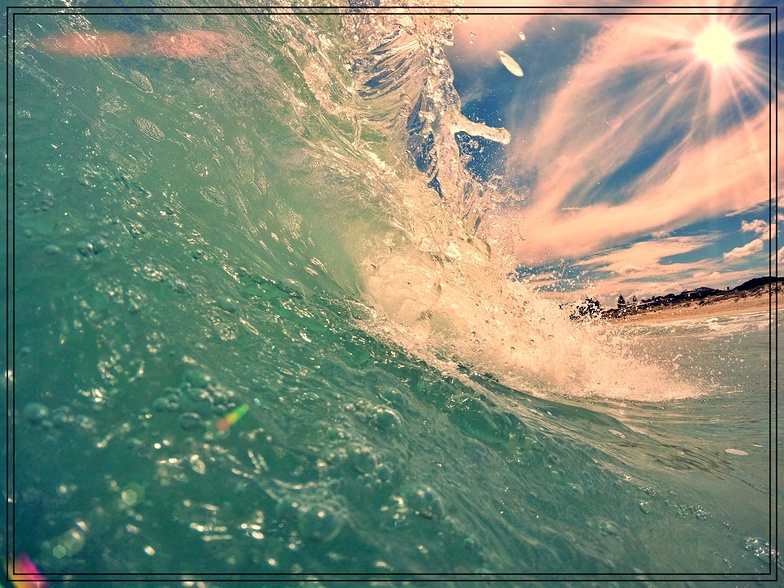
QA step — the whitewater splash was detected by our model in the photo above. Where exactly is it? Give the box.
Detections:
[328,6,698,401]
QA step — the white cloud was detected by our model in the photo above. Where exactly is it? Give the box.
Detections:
[723,238,764,260]
[741,219,767,234]
[741,219,777,241]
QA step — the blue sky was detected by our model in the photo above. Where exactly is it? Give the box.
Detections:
[445,1,781,305]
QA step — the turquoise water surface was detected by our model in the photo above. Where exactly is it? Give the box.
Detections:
[6,4,779,584]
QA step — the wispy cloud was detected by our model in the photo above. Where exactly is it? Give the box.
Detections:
[508,27,769,262]
[603,266,761,299]
[575,235,716,276]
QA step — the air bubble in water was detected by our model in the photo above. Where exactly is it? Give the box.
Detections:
[23,402,49,423]
[298,504,342,543]
[405,486,444,520]
[347,444,377,474]
[373,407,401,430]
[724,448,747,456]
[179,412,206,431]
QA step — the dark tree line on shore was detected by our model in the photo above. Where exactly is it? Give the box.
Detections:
[569,276,783,321]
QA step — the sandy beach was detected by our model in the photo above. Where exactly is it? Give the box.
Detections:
[610,292,779,325]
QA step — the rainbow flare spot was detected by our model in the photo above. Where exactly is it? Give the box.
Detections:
[8,553,47,587]
[216,404,249,433]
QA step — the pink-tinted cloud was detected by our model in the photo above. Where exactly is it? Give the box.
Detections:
[739,218,777,241]
[595,266,761,300]
[723,238,764,260]
[574,235,716,275]
[505,105,771,264]
[742,219,768,233]
[535,264,762,308]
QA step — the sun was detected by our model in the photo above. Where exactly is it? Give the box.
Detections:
[693,23,738,69]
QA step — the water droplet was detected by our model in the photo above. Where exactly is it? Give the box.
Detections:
[600,520,621,536]
[89,235,108,253]
[152,397,171,412]
[76,240,94,256]
[51,406,73,426]
[129,70,154,93]
[182,387,213,417]
[125,221,146,238]
[375,462,394,484]
[183,370,213,388]
[378,387,406,406]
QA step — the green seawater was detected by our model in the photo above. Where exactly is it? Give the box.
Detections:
[6,5,779,584]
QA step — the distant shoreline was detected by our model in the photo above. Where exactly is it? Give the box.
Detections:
[609,291,778,325]
[591,276,783,325]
